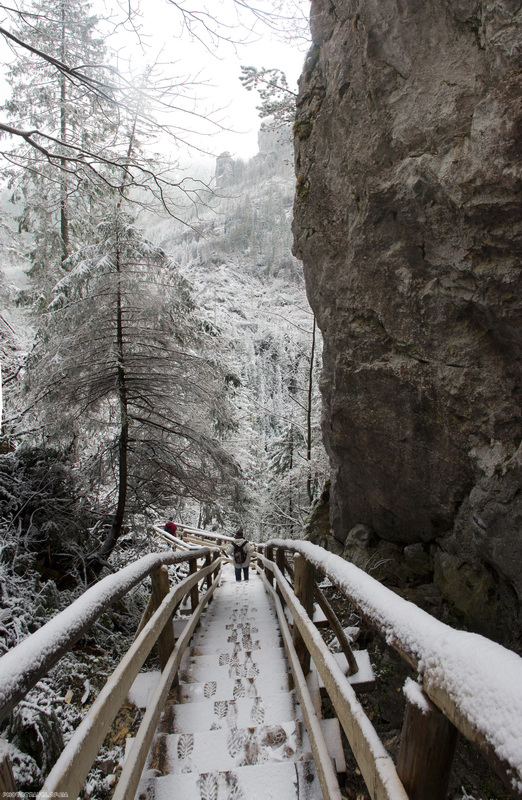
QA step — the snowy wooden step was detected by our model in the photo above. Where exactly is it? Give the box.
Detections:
[179,657,289,685]
[147,719,309,775]
[181,646,287,670]
[200,613,278,627]
[318,717,346,773]
[312,604,329,629]
[127,670,161,709]
[306,670,322,718]
[198,613,278,630]
[139,760,324,800]
[188,638,279,656]
[176,672,293,703]
[192,629,282,649]
[160,691,299,733]
[311,649,375,692]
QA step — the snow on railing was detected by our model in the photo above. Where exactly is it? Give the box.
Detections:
[263,539,522,798]
[0,547,216,725]
[152,524,202,550]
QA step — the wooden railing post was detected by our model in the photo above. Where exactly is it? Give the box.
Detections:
[205,553,212,590]
[151,567,175,670]
[275,547,286,607]
[265,545,274,586]
[189,558,199,613]
[397,685,458,800]
[293,555,315,675]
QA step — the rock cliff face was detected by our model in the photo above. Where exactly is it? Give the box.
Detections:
[293,1,522,648]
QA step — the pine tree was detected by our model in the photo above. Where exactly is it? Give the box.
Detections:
[25,209,238,567]
[2,0,112,295]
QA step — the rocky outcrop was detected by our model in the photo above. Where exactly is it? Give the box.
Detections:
[293,1,522,648]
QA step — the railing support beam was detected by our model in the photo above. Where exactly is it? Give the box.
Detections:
[0,753,17,796]
[275,547,286,607]
[265,545,274,586]
[151,567,176,670]
[189,559,199,613]
[397,688,458,800]
[293,555,314,675]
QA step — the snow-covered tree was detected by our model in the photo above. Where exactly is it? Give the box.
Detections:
[2,0,113,292]
[24,210,238,567]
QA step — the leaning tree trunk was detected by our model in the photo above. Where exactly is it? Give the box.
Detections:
[88,84,146,576]
[89,236,129,576]
[306,315,316,504]
[59,0,70,267]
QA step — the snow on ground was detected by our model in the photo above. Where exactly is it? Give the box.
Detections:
[269,539,522,788]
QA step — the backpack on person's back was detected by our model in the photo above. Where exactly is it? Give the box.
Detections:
[233,541,246,565]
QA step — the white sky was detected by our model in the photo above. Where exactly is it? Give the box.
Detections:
[103,0,310,164]
[0,1,310,167]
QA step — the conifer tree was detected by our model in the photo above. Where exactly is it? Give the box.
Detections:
[26,210,238,568]
[2,0,112,294]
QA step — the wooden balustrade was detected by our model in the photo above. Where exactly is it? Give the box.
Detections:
[0,546,222,800]
[3,529,522,800]
[258,540,522,800]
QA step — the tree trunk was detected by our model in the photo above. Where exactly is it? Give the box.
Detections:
[306,314,316,504]
[93,235,128,567]
[59,0,70,267]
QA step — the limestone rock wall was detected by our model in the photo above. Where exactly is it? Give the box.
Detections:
[293,0,522,648]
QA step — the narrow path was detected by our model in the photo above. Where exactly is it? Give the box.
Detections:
[134,568,326,799]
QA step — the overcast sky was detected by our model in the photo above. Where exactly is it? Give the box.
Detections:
[0,1,310,166]
[110,0,310,162]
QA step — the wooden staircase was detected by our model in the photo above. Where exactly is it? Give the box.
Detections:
[2,530,522,800]
[128,569,345,799]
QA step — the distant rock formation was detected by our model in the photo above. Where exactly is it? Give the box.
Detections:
[256,124,292,164]
[293,1,522,649]
[215,151,235,189]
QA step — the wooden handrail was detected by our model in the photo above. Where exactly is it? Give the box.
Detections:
[282,553,359,676]
[258,551,408,800]
[0,548,214,725]
[0,547,221,800]
[112,573,220,800]
[37,559,221,800]
[259,568,343,800]
[261,539,522,799]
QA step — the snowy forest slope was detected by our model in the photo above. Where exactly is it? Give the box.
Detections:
[143,126,328,537]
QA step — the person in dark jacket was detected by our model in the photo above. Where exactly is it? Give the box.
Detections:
[227,528,254,581]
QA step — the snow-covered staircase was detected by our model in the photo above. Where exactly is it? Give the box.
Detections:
[130,569,344,800]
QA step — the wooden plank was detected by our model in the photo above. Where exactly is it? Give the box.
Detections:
[271,559,409,800]
[112,574,220,800]
[36,559,219,800]
[260,571,343,800]
[275,547,286,607]
[151,567,176,670]
[397,687,458,800]
[293,555,315,675]
[0,753,17,795]
[265,545,274,586]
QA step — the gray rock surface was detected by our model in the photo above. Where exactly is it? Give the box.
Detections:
[293,0,522,647]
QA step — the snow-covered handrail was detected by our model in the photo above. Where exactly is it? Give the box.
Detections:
[152,524,201,551]
[173,523,235,544]
[0,548,216,725]
[263,539,522,798]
